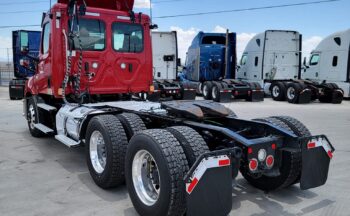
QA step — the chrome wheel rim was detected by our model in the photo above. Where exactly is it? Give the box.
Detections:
[287,87,296,100]
[28,104,36,130]
[212,86,218,99]
[132,150,160,206]
[203,85,209,97]
[90,131,107,174]
[272,86,280,98]
[198,83,203,94]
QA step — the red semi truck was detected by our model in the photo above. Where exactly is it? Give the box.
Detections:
[23,1,335,215]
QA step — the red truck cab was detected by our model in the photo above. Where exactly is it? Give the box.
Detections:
[26,0,153,100]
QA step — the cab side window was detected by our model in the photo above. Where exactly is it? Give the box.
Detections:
[240,55,248,65]
[309,54,320,66]
[42,23,51,54]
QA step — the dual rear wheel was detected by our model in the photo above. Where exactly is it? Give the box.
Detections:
[85,113,208,216]
[271,82,310,104]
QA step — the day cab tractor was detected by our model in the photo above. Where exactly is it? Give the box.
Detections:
[23,1,335,215]
[182,31,264,102]
[9,30,41,100]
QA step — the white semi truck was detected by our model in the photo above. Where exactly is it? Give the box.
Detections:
[147,31,196,101]
[237,30,344,104]
[302,29,350,98]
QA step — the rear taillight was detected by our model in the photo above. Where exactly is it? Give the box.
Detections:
[266,155,274,168]
[249,159,258,171]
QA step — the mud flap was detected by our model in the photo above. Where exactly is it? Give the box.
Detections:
[298,89,312,104]
[185,152,236,216]
[147,92,161,102]
[9,80,25,99]
[331,89,343,104]
[219,91,232,102]
[182,89,197,100]
[300,136,335,190]
[247,90,264,102]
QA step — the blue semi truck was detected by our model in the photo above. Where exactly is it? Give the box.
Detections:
[182,31,264,102]
[9,30,41,100]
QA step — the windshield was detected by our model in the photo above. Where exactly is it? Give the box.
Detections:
[202,36,226,45]
[112,23,144,53]
[70,19,106,51]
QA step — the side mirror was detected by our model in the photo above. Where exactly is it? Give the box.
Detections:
[237,65,241,70]
[303,57,307,66]
[150,24,158,30]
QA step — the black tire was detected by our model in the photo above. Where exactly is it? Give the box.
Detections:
[241,117,302,191]
[286,82,304,104]
[85,115,128,189]
[271,116,312,185]
[197,82,203,95]
[270,82,286,101]
[167,126,209,166]
[26,97,45,137]
[202,81,213,100]
[319,83,343,104]
[117,113,146,141]
[126,129,189,216]
[271,116,311,137]
[211,83,221,102]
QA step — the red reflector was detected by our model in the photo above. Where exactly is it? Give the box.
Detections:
[187,178,199,193]
[234,91,239,96]
[248,91,251,96]
[266,155,274,168]
[249,159,258,171]
[219,159,230,166]
[248,147,253,154]
[271,143,276,150]
[327,151,333,159]
[308,142,316,149]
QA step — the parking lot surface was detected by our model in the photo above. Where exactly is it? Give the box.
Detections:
[0,86,349,216]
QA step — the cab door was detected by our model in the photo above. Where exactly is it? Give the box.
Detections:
[303,53,321,80]
[109,22,151,93]
[35,22,52,95]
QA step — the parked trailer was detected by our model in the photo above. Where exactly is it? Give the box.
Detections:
[9,30,41,100]
[237,30,343,104]
[23,1,334,215]
[147,31,196,101]
[302,28,350,99]
[183,31,264,102]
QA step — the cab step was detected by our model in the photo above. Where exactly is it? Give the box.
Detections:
[34,123,54,134]
[37,103,57,111]
[55,135,80,147]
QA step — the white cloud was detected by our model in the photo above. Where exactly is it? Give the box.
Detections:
[0,36,12,62]
[134,0,151,9]
[236,33,256,59]
[170,26,200,62]
[302,36,323,57]
[212,25,227,33]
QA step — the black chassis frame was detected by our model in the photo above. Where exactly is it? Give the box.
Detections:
[79,102,303,177]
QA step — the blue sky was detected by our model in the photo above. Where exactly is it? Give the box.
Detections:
[0,0,349,61]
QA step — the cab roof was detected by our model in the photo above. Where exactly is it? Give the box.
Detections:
[57,0,134,12]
